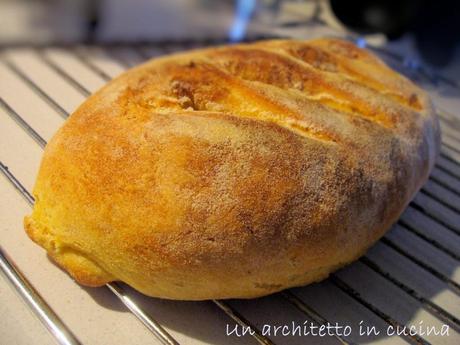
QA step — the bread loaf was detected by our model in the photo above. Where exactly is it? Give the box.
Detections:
[24,39,440,300]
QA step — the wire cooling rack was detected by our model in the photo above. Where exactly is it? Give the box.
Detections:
[0,31,459,345]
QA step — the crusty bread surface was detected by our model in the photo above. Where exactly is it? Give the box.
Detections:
[24,38,440,300]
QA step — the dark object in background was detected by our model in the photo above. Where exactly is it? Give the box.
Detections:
[330,0,418,39]
[330,0,460,67]
[86,1,101,43]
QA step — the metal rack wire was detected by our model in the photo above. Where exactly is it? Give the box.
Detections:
[0,32,459,345]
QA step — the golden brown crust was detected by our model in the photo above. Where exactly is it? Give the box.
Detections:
[25,38,440,300]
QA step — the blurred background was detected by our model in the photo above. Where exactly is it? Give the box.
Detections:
[0,0,459,79]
